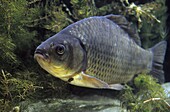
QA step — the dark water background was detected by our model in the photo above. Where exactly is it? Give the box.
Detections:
[165,0,170,82]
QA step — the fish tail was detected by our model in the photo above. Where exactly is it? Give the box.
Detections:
[150,41,167,83]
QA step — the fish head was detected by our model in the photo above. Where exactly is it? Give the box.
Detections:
[34,33,86,80]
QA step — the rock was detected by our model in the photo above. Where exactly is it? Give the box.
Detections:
[162,83,170,97]
[17,82,170,112]
[19,95,127,112]
[162,83,170,106]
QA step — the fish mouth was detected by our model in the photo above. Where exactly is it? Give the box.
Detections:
[34,49,50,62]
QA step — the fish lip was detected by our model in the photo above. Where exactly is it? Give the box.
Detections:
[34,52,50,63]
[34,50,43,56]
[34,49,49,60]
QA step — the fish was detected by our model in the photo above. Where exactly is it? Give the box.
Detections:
[34,14,167,90]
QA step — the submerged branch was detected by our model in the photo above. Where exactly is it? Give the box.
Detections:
[143,97,170,108]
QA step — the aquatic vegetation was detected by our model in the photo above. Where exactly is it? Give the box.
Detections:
[122,74,170,111]
[0,36,17,71]
[41,1,70,33]
[123,0,161,26]
[70,0,98,19]
[0,0,39,71]
[0,70,41,111]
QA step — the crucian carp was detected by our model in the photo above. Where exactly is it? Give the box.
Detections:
[34,14,167,90]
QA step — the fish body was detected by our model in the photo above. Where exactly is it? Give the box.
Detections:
[34,14,167,90]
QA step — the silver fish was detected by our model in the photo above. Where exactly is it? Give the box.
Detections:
[34,14,167,90]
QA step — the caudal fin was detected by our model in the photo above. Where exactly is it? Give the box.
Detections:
[150,41,167,83]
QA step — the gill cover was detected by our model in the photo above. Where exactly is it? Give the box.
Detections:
[54,33,87,79]
[65,34,87,72]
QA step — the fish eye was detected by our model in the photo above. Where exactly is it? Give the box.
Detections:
[55,44,66,55]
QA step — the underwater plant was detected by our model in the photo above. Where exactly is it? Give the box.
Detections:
[0,70,41,111]
[122,74,170,111]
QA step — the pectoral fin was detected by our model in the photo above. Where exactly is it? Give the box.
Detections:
[67,72,124,90]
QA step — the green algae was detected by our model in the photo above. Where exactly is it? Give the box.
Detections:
[121,74,170,111]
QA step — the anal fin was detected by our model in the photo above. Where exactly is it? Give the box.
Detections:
[109,84,125,90]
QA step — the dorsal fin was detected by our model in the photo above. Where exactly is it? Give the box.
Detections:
[105,14,141,46]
